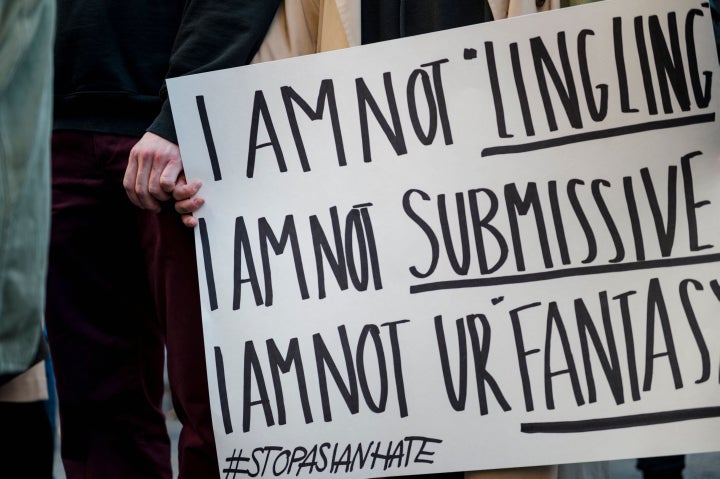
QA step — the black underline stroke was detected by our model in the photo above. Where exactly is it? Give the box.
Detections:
[521,406,720,434]
[409,253,720,294]
[481,113,716,157]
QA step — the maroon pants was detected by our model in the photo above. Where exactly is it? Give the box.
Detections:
[46,131,219,478]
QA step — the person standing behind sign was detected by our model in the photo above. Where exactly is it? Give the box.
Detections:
[174,1,610,478]
[47,1,280,478]
[175,2,469,478]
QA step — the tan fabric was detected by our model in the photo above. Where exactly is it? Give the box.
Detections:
[252,0,319,63]
[318,0,349,52]
[252,0,357,64]
[0,361,48,402]
[488,0,561,20]
[331,0,360,47]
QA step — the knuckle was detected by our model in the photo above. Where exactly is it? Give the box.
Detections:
[148,185,163,197]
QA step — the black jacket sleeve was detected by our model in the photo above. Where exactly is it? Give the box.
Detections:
[148,0,281,143]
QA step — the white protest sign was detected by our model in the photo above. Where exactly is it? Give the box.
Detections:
[168,0,720,476]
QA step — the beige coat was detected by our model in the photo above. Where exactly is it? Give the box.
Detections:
[251,2,604,479]
[252,0,358,63]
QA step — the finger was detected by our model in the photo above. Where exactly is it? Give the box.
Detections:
[135,150,162,211]
[173,179,202,201]
[123,153,141,208]
[175,196,204,215]
[181,214,199,228]
[159,156,184,194]
[148,155,172,202]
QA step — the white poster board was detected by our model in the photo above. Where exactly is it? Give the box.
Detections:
[168,0,720,476]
